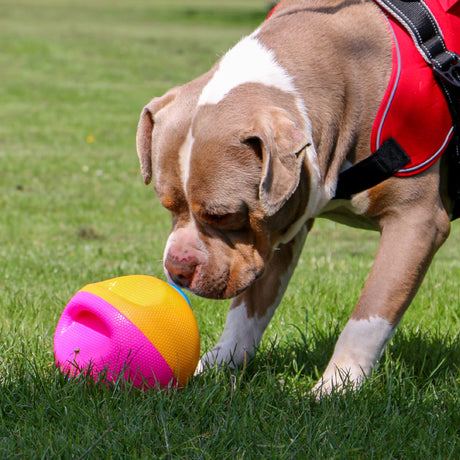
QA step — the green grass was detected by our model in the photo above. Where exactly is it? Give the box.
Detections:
[0,0,459,458]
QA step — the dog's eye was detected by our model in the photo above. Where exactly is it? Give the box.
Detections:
[201,212,246,231]
[202,213,232,225]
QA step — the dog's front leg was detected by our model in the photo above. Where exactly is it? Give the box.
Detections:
[196,224,310,373]
[313,201,450,396]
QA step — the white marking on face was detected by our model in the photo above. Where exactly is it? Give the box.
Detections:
[198,34,299,107]
[178,129,195,199]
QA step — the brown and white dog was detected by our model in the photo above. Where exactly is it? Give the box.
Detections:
[136,0,456,394]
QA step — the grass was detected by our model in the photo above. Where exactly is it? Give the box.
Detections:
[0,0,459,458]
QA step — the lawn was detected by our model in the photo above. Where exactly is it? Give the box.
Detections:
[0,0,459,458]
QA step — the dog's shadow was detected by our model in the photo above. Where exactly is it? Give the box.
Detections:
[246,326,459,387]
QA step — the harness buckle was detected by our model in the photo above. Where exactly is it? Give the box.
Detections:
[432,53,460,88]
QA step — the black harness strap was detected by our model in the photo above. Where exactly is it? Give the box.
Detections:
[334,138,410,200]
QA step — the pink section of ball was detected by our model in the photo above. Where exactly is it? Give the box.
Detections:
[54,291,176,388]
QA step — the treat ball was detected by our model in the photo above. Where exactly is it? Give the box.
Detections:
[54,275,200,389]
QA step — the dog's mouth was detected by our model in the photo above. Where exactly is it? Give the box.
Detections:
[165,262,264,300]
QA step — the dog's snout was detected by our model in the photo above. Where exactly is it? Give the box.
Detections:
[165,226,207,289]
[165,258,197,289]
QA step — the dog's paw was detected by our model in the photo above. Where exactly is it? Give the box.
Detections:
[311,364,366,398]
[194,346,250,375]
[311,317,392,397]
[194,348,231,376]
[194,359,206,375]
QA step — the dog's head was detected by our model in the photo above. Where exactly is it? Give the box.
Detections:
[136,76,321,299]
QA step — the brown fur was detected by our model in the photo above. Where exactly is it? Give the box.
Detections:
[136,0,454,392]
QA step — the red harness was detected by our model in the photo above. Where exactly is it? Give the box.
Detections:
[373,0,460,176]
[268,0,460,176]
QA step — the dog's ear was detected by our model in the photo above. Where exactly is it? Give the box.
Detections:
[136,88,179,185]
[244,107,310,216]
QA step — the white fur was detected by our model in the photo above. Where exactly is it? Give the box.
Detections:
[178,129,195,199]
[196,226,309,373]
[198,34,298,107]
[313,316,394,395]
[320,190,371,217]
[195,302,269,371]
[163,229,176,283]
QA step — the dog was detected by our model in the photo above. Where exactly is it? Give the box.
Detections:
[136,0,460,394]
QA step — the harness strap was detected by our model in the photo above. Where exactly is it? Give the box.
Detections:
[334,0,460,207]
[374,0,460,90]
[334,138,409,200]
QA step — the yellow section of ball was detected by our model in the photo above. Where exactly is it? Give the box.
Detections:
[81,275,200,387]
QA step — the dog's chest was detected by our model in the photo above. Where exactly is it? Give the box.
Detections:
[372,0,460,176]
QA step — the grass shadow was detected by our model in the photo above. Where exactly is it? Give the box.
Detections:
[245,325,460,389]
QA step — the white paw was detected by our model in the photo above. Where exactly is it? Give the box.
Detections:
[312,317,394,397]
[194,345,251,375]
[311,363,366,398]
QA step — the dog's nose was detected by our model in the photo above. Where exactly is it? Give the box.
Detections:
[165,258,196,289]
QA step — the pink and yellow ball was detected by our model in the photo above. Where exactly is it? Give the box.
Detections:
[54,275,200,389]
